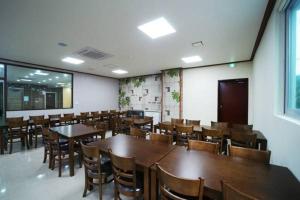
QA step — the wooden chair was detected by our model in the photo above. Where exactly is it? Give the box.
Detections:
[229,131,257,148]
[60,113,75,125]
[171,118,184,125]
[188,140,219,154]
[109,150,143,199]
[101,111,109,122]
[79,112,89,123]
[221,181,258,200]
[48,114,61,127]
[232,124,253,131]
[130,126,146,139]
[156,164,204,200]
[158,123,174,135]
[186,119,201,126]
[41,127,57,167]
[175,125,194,146]
[110,110,117,113]
[30,115,46,148]
[201,128,224,153]
[91,111,100,122]
[81,142,112,200]
[95,121,108,140]
[7,117,29,154]
[211,121,228,130]
[228,145,271,164]
[150,134,172,145]
[48,131,82,177]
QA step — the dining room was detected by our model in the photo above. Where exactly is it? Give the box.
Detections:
[0,0,300,200]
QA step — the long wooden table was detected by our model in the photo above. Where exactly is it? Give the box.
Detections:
[89,134,175,200]
[154,122,268,150]
[50,124,99,176]
[151,146,300,199]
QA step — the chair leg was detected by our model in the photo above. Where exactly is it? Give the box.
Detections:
[25,134,30,150]
[43,147,47,163]
[35,132,38,148]
[99,176,102,200]
[9,137,13,154]
[58,151,62,177]
[83,170,88,197]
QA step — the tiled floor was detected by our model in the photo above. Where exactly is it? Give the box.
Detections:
[0,131,122,200]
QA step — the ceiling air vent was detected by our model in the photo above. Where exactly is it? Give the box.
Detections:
[75,47,113,60]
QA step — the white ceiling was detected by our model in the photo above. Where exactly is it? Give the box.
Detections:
[0,0,268,78]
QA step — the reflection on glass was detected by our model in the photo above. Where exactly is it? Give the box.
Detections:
[7,65,72,111]
[0,64,4,78]
[296,10,300,108]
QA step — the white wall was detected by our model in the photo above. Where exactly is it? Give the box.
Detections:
[183,62,253,125]
[252,5,300,180]
[6,72,119,119]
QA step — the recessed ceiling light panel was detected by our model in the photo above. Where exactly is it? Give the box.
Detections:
[181,56,202,63]
[112,69,128,74]
[138,17,176,39]
[62,57,84,65]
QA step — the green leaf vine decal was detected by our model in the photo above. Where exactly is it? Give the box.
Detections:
[119,89,130,108]
[166,69,179,78]
[131,77,145,88]
[171,90,180,103]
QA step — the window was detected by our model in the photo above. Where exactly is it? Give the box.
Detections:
[6,65,73,111]
[286,0,300,117]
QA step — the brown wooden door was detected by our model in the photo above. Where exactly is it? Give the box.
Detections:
[46,93,56,109]
[218,79,248,124]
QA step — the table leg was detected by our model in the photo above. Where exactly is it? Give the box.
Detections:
[69,138,75,176]
[150,166,157,200]
[144,167,150,200]
[151,121,153,133]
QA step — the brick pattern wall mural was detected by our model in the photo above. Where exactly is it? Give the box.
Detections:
[119,75,161,112]
[162,69,182,121]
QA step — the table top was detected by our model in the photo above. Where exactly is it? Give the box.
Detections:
[123,117,153,125]
[50,124,99,138]
[89,134,175,168]
[157,122,266,140]
[157,146,300,200]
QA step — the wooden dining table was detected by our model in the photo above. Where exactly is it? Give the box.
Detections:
[151,146,300,200]
[89,134,175,200]
[123,117,154,131]
[154,122,268,150]
[50,123,100,176]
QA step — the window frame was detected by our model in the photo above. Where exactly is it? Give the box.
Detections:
[3,63,74,111]
[285,0,300,118]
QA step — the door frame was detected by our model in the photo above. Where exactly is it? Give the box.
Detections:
[217,78,249,123]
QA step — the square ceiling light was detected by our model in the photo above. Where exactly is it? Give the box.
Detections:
[138,17,176,39]
[62,57,84,65]
[181,56,202,63]
[112,69,128,74]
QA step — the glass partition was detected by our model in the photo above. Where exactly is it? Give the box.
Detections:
[6,65,73,111]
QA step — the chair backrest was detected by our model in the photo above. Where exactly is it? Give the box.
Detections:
[91,111,99,116]
[211,121,228,130]
[64,113,74,117]
[80,112,89,116]
[150,134,172,145]
[48,114,61,119]
[232,124,253,131]
[130,126,146,139]
[7,117,24,129]
[158,123,173,134]
[221,181,258,200]
[157,164,204,200]
[171,118,184,125]
[110,110,117,113]
[188,140,219,154]
[230,131,257,148]
[101,110,108,114]
[30,115,45,126]
[228,145,271,164]
[175,125,194,135]
[95,122,108,139]
[202,127,224,139]
[81,142,101,175]
[186,119,200,126]
[109,150,137,197]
